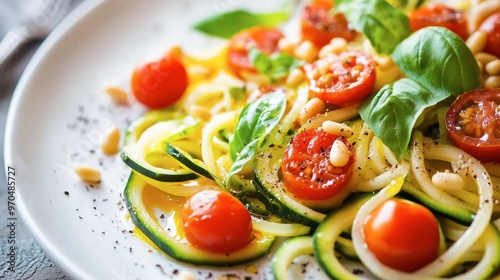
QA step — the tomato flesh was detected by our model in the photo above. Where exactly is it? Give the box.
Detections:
[131,53,188,109]
[281,128,355,200]
[478,11,500,58]
[181,189,252,253]
[409,3,468,40]
[446,88,500,163]
[227,26,284,79]
[300,1,356,48]
[364,199,440,272]
[304,50,376,106]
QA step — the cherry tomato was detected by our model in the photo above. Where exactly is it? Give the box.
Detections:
[303,50,376,106]
[181,189,252,253]
[364,199,440,272]
[131,53,188,109]
[445,88,500,163]
[409,3,468,40]
[300,1,356,48]
[478,12,500,58]
[281,128,355,200]
[227,26,284,79]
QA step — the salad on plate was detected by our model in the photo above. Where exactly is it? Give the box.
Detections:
[88,0,500,278]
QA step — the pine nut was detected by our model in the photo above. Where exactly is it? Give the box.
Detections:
[190,104,212,121]
[322,120,354,138]
[330,139,350,167]
[75,166,101,184]
[475,52,498,64]
[478,61,484,74]
[294,40,318,63]
[104,86,129,105]
[101,127,121,155]
[316,59,331,75]
[319,38,348,58]
[485,75,500,88]
[286,68,305,87]
[298,98,326,125]
[486,59,500,75]
[431,170,464,191]
[329,37,348,52]
[466,30,487,54]
[278,37,295,54]
[374,55,395,71]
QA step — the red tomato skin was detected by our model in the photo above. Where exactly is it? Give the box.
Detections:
[445,88,500,163]
[227,26,284,78]
[181,190,252,253]
[300,2,356,48]
[281,128,355,200]
[409,3,468,40]
[478,12,500,58]
[304,50,376,106]
[131,54,188,109]
[364,199,440,272]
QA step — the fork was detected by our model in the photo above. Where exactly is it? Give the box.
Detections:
[0,0,76,72]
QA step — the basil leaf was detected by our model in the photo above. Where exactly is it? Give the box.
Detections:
[193,10,288,39]
[336,0,411,54]
[359,78,447,159]
[249,48,304,82]
[227,90,286,183]
[392,27,481,97]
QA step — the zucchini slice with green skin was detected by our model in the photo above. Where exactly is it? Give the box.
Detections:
[166,143,222,185]
[272,236,315,280]
[124,172,276,266]
[121,117,201,183]
[124,108,185,145]
[313,194,373,280]
[121,146,198,182]
[401,183,475,225]
[253,145,326,227]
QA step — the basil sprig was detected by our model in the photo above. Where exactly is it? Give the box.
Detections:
[193,10,288,39]
[359,27,480,159]
[227,90,287,186]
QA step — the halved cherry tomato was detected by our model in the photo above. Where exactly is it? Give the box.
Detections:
[409,3,468,40]
[478,11,500,58]
[445,88,500,163]
[281,128,355,200]
[181,189,252,253]
[303,50,376,106]
[364,199,440,272]
[227,26,284,79]
[131,53,188,109]
[300,1,356,48]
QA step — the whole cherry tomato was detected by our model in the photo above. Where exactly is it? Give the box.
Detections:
[409,3,468,40]
[478,11,500,57]
[227,26,284,79]
[281,128,355,200]
[300,0,356,48]
[131,53,188,109]
[303,50,376,106]
[445,88,500,163]
[364,199,441,272]
[181,189,252,253]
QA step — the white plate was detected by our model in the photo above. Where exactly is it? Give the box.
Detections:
[4,0,337,279]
